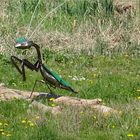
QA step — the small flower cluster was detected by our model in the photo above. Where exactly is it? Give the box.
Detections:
[70,75,86,81]
[69,74,97,82]
[127,133,134,137]
[0,122,12,137]
[136,89,140,100]
[21,118,36,127]
[49,98,56,107]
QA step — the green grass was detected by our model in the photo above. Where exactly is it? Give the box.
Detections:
[1,0,140,139]
[1,53,140,139]
[1,53,140,103]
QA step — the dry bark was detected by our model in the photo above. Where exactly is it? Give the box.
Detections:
[30,101,62,115]
[54,96,102,107]
[0,83,39,100]
[31,100,118,116]
[0,83,118,116]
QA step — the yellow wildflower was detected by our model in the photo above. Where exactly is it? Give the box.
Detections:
[112,125,115,128]
[26,120,35,127]
[27,120,32,123]
[21,120,26,124]
[49,98,55,101]
[29,123,35,127]
[2,132,5,135]
[127,134,134,137]
[0,129,4,132]
[6,134,12,137]
[93,116,96,119]
[51,103,56,107]
[4,123,8,126]
[137,96,140,100]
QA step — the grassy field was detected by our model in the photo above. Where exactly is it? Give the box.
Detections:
[0,0,140,139]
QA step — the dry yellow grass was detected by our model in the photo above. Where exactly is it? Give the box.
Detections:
[0,0,139,56]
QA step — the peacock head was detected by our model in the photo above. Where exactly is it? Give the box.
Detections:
[15,37,33,49]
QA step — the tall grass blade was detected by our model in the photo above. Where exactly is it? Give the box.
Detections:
[25,0,41,38]
[29,0,67,39]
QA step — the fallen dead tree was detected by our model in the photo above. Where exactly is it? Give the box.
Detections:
[0,83,39,100]
[0,83,118,116]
